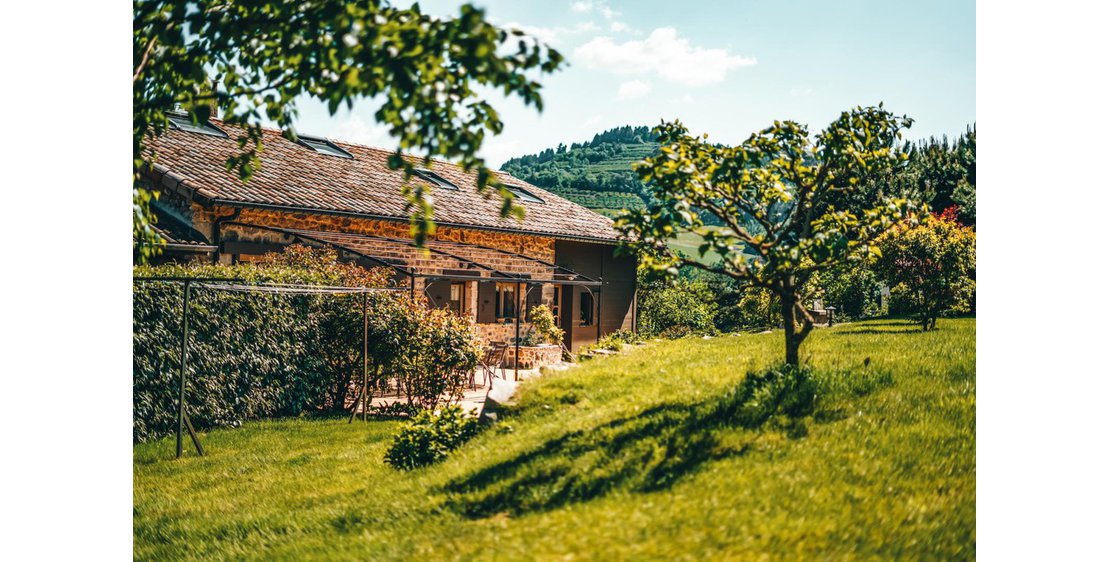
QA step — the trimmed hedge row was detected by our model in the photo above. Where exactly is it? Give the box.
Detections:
[133,246,479,443]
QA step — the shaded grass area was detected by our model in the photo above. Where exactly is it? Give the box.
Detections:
[134,318,975,560]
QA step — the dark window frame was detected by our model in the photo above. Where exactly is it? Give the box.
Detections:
[504,185,545,204]
[448,282,466,316]
[296,135,355,159]
[579,290,594,327]
[413,168,460,190]
[167,113,228,138]
[495,282,517,321]
[551,285,561,319]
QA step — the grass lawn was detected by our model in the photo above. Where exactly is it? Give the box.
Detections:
[134,317,975,560]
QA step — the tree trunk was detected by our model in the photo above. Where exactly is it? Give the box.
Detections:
[334,367,352,412]
[781,286,800,366]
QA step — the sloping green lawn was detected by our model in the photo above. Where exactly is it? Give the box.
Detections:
[134,318,975,560]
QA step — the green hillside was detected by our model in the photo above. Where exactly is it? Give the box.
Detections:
[501,125,658,217]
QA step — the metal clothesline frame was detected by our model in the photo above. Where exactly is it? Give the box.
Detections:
[134,276,402,459]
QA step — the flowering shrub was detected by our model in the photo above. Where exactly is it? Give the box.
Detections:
[874,211,976,330]
[370,299,481,410]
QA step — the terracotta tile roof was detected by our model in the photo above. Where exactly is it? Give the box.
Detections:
[142,118,620,243]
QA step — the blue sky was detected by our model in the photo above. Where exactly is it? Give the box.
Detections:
[290,0,975,167]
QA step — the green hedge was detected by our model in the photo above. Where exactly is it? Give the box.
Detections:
[133,246,479,443]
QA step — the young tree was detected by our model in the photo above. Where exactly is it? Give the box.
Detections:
[134,1,564,259]
[616,106,920,365]
[873,209,976,330]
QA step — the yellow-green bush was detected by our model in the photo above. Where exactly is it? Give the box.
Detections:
[875,212,976,329]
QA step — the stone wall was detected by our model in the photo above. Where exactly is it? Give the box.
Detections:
[506,345,562,369]
[209,205,555,262]
[474,321,532,344]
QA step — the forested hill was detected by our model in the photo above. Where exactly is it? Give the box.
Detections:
[500,125,658,218]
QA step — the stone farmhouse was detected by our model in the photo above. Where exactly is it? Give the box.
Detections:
[140,114,637,351]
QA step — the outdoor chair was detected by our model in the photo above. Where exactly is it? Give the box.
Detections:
[476,341,508,388]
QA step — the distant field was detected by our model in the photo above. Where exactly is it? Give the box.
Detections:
[556,188,646,216]
[582,143,658,174]
[669,227,727,265]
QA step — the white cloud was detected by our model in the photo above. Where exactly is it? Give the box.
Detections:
[570,1,593,13]
[504,21,599,46]
[574,27,757,87]
[582,114,603,128]
[333,115,392,147]
[481,136,524,169]
[571,1,619,19]
[610,21,630,33]
[617,79,653,100]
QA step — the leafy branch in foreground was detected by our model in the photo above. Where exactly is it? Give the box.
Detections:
[134,0,565,259]
[616,105,921,365]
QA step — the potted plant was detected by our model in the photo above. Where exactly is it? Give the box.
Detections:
[509,304,565,369]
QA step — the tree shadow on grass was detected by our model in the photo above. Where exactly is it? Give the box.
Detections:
[849,320,918,327]
[833,326,923,335]
[442,368,816,518]
[442,402,745,518]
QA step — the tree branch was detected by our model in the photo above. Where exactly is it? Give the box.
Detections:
[176,75,296,105]
[792,299,815,344]
[700,199,768,255]
[133,35,158,83]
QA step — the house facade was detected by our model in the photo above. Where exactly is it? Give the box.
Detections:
[140,115,636,351]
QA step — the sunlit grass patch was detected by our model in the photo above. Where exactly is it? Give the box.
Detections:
[134,317,974,561]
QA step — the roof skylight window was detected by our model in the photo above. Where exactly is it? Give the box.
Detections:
[167,113,228,138]
[505,185,545,204]
[296,135,354,159]
[412,168,460,190]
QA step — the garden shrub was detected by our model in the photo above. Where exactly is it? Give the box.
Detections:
[385,406,481,470]
[715,286,775,331]
[577,329,642,358]
[811,265,883,321]
[637,273,718,337]
[368,402,422,418]
[370,300,481,410]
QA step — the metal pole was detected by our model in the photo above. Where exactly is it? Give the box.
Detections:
[362,292,369,422]
[632,286,638,335]
[409,268,416,300]
[514,280,521,381]
[596,277,603,344]
[176,279,191,459]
